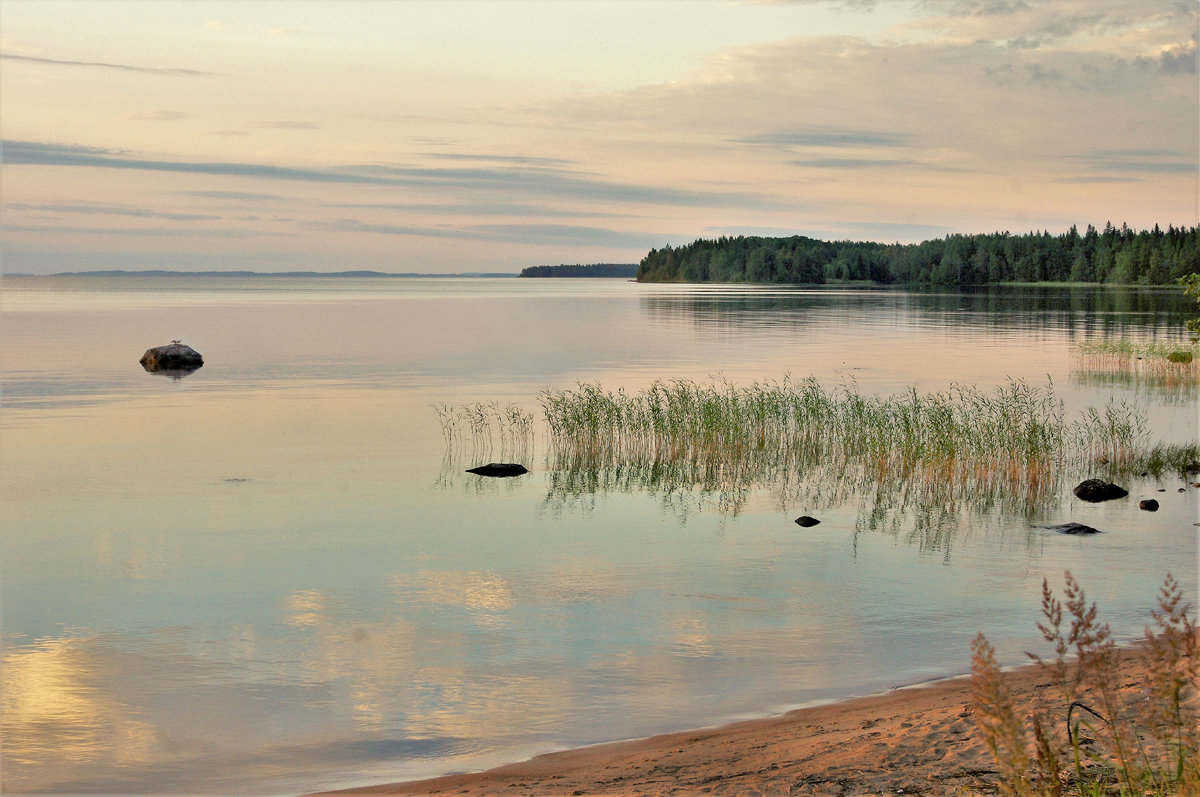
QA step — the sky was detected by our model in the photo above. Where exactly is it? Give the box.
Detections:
[1,0,1197,274]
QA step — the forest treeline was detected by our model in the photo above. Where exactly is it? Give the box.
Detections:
[636,223,1199,286]
[521,263,638,278]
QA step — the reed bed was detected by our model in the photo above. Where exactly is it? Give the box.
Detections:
[535,377,1147,491]
[1074,337,1199,370]
[434,401,535,464]
[439,378,1192,554]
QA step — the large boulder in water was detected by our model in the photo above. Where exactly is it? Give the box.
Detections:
[1072,479,1128,503]
[466,463,528,478]
[140,342,203,372]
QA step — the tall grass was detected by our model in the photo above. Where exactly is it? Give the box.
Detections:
[434,401,535,464]
[536,377,1148,491]
[438,378,1195,531]
[1075,337,1199,363]
[971,572,1199,795]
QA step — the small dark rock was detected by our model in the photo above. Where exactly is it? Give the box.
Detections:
[140,341,203,373]
[794,515,821,527]
[1043,522,1101,535]
[1181,488,1188,493]
[466,463,529,477]
[1139,499,1159,511]
[1072,479,1128,503]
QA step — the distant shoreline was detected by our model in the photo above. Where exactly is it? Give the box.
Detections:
[5,269,522,278]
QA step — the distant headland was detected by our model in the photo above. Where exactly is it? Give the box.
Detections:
[519,263,639,278]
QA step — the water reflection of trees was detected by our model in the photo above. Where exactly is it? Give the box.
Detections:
[640,286,1194,339]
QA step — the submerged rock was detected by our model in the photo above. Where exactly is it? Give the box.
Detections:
[140,341,203,373]
[1044,522,1101,535]
[1072,479,1128,503]
[466,463,529,478]
[794,515,821,527]
[1139,499,1159,511]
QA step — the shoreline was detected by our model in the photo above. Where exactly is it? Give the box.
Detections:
[310,648,1151,797]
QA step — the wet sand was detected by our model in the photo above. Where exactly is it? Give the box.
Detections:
[315,646,1151,796]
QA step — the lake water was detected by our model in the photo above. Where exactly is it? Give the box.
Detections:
[2,276,1197,794]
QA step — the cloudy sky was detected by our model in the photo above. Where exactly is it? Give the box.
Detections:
[2,0,1197,274]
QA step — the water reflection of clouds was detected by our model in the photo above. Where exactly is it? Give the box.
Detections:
[404,570,516,613]
[1,633,299,792]
[2,637,158,774]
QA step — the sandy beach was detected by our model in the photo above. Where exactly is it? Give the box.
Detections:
[317,646,1155,797]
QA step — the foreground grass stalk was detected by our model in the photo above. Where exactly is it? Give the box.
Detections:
[974,572,1199,796]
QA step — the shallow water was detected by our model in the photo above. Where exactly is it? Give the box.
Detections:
[2,276,1197,794]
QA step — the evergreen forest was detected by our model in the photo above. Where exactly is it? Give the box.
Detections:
[636,223,1199,287]
[521,263,639,278]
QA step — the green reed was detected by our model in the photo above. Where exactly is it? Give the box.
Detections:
[537,377,1146,486]
[434,401,535,463]
[1080,336,1200,360]
[438,378,1189,555]
[1075,337,1199,369]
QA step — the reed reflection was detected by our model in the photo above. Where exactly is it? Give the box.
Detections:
[440,376,1197,557]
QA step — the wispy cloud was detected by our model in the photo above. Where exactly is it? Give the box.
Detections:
[911,0,1195,57]
[731,129,910,149]
[1068,149,1198,174]
[3,141,401,184]
[178,190,287,201]
[424,153,577,168]
[7,202,218,221]
[252,121,321,130]
[4,140,775,210]
[791,157,916,169]
[5,224,276,238]
[1056,176,1140,184]
[466,223,658,247]
[0,53,213,76]
[125,110,192,122]
[331,201,614,218]
[317,219,660,247]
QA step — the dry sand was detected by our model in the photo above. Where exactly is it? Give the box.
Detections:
[317,648,1151,797]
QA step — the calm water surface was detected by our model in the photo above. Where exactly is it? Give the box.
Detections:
[2,276,1197,794]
